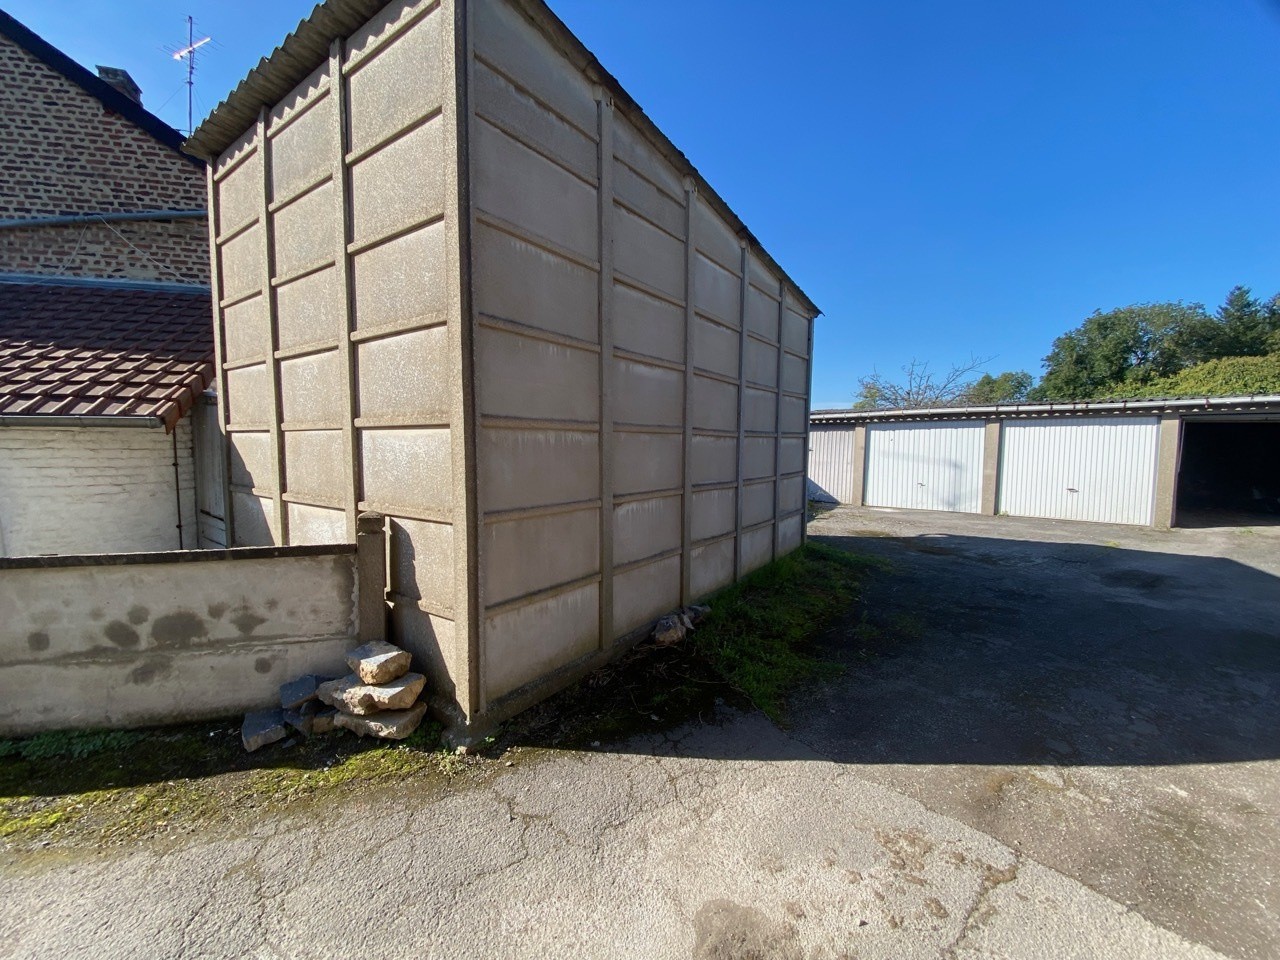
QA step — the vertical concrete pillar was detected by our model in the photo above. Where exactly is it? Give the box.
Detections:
[356,511,387,644]
[848,423,867,508]
[205,166,235,547]
[772,285,786,557]
[256,109,288,545]
[1152,414,1183,530]
[680,178,697,605]
[733,239,748,574]
[595,87,616,648]
[981,418,1002,516]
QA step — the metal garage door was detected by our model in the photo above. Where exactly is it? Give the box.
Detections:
[808,425,857,503]
[864,421,985,513]
[999,417,1159,525]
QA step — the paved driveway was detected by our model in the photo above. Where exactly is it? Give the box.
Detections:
[802,506,1280,960]
[1,507,1275,959]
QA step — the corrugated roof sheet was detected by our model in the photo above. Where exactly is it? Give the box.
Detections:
[185,0,820,317]
[0,276,214,431]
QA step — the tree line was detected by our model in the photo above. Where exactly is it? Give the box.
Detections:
[854,285,1280,409]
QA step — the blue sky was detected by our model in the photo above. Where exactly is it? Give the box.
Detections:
[12,0,1280,408]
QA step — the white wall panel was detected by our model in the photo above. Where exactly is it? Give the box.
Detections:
[999,418,1158,526]
[864,421,985,514]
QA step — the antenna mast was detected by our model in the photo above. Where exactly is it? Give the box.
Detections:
[172,16,212,136]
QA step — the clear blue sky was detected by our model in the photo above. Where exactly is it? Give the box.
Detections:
[11,0,1280,408]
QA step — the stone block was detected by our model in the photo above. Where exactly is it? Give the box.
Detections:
[279,674,323,710]
[318,672,427,715]
[346,640,412,684]
[242,708,287,752]
[312,707,339,735]
[284,699,322,737]
[652,614,686,647]
[334,702,427,740]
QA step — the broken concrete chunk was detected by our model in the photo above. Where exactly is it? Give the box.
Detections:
[284,701,320,737]
[311,707,339,735]
[242,708,288,752]
[317,672,427,715]
[346,640,412,685]
[685,603,711,624]
[279,674,322,710]
[653,614,686,647]
[334,702,427,740]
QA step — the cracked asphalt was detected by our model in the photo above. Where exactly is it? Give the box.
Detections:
[2,506,1275,959]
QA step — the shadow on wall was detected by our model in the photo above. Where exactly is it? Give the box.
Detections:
[567,530,1280,768]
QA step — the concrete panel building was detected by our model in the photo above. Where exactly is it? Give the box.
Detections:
[809,396,1280,529]
[185,0,819,737]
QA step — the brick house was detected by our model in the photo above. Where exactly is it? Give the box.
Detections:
[0,9,218,557]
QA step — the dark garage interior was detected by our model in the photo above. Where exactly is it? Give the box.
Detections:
[1177,420,1280,525]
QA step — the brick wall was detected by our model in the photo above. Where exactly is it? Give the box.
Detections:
[0,423,197,557]
[0,32,208,283]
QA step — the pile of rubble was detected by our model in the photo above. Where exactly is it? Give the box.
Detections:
[242,640,428,752]
[651,602,711,646]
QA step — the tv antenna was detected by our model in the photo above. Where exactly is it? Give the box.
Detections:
[171,16,211,136]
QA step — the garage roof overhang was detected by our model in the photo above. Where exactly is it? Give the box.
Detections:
[810,395,1280,425]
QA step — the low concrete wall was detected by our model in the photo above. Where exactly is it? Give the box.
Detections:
[0,516,387,736]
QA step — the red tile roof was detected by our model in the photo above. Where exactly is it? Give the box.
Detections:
[0,276,213,431]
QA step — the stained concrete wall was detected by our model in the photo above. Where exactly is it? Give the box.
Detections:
[207,0,471,709]
[0,545,362,735]
[465,0,816,717]
[0,421,196,558]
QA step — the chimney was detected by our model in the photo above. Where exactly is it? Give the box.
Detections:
[96,66,142,105]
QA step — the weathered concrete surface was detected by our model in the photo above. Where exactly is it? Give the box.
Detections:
[803,506,1280,960]
[0,713,1223,960]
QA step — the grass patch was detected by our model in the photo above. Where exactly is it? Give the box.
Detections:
[692,542,882,722]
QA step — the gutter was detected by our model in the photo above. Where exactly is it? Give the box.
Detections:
[0,414,165,428]
[810,395,1280,423]
[0,209,206,230]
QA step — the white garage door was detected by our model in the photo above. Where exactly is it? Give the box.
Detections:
[999,418,1159,526]
[864,421,986,513]
[808,425,857,503]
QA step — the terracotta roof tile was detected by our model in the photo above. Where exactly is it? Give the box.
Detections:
[0,278,213,431]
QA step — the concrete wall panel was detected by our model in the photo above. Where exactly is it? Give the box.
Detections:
[225,364,270,427]
[781,437,806,475]
[744,337,777,387]
[477,327,599,421]
[743,387,776,433]
[613,554,681,635]
[693,252,740,328]
[691,374,737,433]
[614,204,684,302]
[361,427,452,514]
[693,315,740,379]
[694,200,741,275]
[473,119,597,258]
[612,114,684,201]
[357,326,451,423]
[782,307,809,356]
[613,282,684,363]
[473,222,597,342]
[280,350,345,425]
[742,480,775,527]
[216,152,261,239]
[272,180,335,280]
[223,293,267,364]
[218,223,263,303]
[778,514,802,554]
[782,352,808,395]
[230,491,277,546]
[276,265,342,352]
[614,358,682,427]
[614,162,684,240]
[743,436,775,480]
[284,429,345,503]
[780,395,807,434]
[741,524,773,574]
[479,428,599,512]
[747,252,779,295]
[287,502,347,544]
[692,487,735,541]
[779,474,804,514]
[389,516,454,613]
[346,0,445,154]
[350,117,445,248]
[744,284,779,342]
[484,507,599,605]
[692,435,737,485]
[270,95,336,202]
[391,602,459,704]
[690,536,734,598]
[614,432,682,496]
[228,431,273,490]
[614,495,681,566]
[484,582,599,701]
[352,221,448,332]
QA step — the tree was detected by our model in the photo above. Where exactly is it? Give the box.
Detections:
[1209,286,1277,358]
[1031,302,1213,401]
[959,370,1033,405]
[853,356,995,410]
[1129,352,1280,399]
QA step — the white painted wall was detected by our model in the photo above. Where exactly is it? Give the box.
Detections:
[864,421,986,514]
[0,421,196,557]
